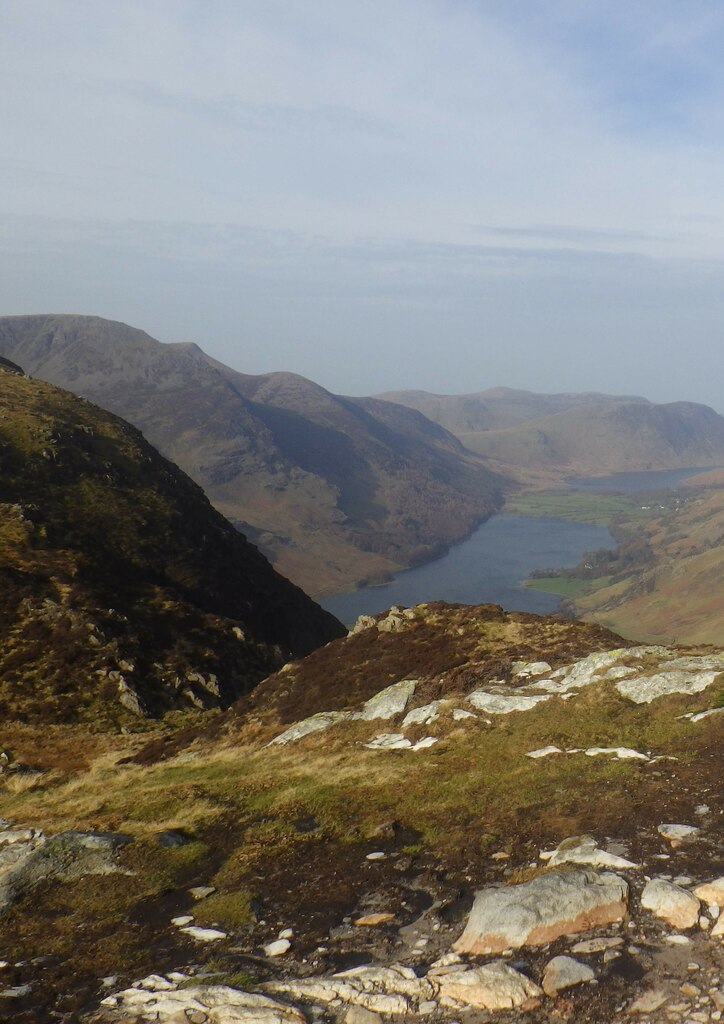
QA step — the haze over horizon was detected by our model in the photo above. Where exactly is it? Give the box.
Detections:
[3,1,724,413]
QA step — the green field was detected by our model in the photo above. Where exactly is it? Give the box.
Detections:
[504,490,648,526]
[525,575,613,597]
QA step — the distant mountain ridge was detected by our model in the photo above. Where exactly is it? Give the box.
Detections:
[378,387,724,483]
[0,315,503,596]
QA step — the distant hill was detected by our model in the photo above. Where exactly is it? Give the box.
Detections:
[377,386,649,433]
[0,315,503,596]
[379,388,724,483]
[0,371,343,723]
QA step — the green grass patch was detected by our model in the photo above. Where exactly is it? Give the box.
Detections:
[525,575,613,597]
[504,491,645,526]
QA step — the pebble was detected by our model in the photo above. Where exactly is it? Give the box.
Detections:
[264,939,291,957]
[366,852,386,861]
[189,886,216,900]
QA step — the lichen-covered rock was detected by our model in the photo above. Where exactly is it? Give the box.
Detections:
[357,680,417,720]
[431,961,542,1010]
[640,879,700,929]
[542,955,595,996]
[102,985,306,1023]
[453,869,629,955]
[546,835,638,870]
[269,711,354,746]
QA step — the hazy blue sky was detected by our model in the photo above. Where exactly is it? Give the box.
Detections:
[3,1,724,410]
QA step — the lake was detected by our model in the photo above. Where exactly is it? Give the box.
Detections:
[322,514,615,625]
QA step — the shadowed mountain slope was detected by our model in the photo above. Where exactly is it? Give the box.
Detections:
[0,368,343,724]
[0,316,504,596]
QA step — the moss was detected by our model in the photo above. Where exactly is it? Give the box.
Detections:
[193,889,254,929]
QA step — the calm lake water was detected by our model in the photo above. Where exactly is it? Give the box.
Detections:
[322,514,615,626]
[322,466,717,626]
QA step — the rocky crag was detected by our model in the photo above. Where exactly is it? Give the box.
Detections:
[0,366,343,724]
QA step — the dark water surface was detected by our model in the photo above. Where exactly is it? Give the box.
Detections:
[322,514,615,626]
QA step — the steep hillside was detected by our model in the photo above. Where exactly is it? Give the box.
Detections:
[571,481,724,644]
[0,315,503,596]
[381,389,724,484]
[0,369,343,724]
[0,603,721,1022]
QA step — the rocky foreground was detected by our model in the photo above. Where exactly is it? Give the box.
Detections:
[0,604,721,1023]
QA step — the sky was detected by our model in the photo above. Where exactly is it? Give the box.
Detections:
[2,0,724,411]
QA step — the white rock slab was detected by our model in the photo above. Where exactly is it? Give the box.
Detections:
[401,701,444,727]
[584,747,649,761]
[364,734,412,750]
[357,680,417,721]
[411,736,439,751]
[269,711,354,746]
[102,985,306,1024]
[525,746,563,759]
[452,708,476,721]
[468,691,551,714]
[616,669,721,704]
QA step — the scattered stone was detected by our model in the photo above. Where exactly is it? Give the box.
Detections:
[365,852,386,861]
[179,926,227,942]
[491,851,509,861]
[712,915,724,938]
[171,915,194,927]
[628,988,670,1014]
[547,835,639,870]
[264,939,291,957]
[136,974,177,991]
[453,869,628,955]
[353,913,395,927]
[665,934,691,945]
[542,955,595,996]
[570,936,624,954]
[693,878,724,904]
[279,928,294,940]
[452,708,476,721]
[0,984,32,998]
[641,879,701,929]
[189,886,216,900]
[526,746,563,759]
[657,824,700,845]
